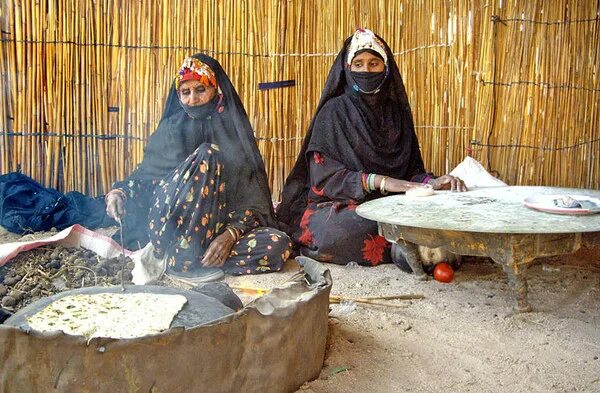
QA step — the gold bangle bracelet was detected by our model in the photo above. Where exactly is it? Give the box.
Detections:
[226,226,239,242]
[380,176,389,195]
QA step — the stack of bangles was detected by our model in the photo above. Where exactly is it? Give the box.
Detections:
[362,173,433,194]
[225,226,241,242]
[104,189,127,203]
[362,173,377,193]
[362,173,389,195]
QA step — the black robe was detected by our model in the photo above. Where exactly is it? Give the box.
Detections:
[277,33,428,236]
[114,53,277,249]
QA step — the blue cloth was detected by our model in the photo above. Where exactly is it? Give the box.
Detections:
[0,308,11,324]
[0,172,115,234]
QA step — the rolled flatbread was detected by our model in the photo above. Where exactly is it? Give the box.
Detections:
[405,185,434,197]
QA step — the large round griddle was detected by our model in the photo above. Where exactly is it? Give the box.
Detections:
[4,285,236,331]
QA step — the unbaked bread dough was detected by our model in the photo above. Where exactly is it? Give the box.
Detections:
[27,293,187,340]
[405,185,435,197]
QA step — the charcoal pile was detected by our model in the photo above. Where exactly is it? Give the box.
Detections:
[0,245,134,312]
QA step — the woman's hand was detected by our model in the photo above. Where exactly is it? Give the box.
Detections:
[105,190,126,220]
[202,231,236,267]
[428,175,467,192]
[383,177,431,193]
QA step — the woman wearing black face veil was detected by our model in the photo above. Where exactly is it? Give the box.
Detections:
[277,29,466,267]
[105,54,292,283]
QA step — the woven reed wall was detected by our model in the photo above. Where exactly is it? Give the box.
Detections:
[1,0,598,198]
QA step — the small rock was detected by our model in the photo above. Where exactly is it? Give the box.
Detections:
[3,276,20,286]
[1,296,17,308]
[50,248,61,259]
[0,285,8,297]
[51,278,68,291]
[49,260,61,270]
[8,290,23,301]
[66,254,78,264]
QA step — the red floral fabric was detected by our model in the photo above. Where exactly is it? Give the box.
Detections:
[362,235,388,265]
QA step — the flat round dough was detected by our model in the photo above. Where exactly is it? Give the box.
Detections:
[405,185,434,197]
[27,293,187,340]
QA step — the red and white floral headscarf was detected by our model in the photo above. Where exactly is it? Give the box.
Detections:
[175,57,218,90]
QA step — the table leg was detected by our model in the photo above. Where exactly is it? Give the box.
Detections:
[501,264,532,313]
[391,242,427,280]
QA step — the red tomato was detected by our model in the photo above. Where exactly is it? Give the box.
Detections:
[433,262,454,283]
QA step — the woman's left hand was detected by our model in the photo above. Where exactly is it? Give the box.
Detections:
[428,175,468,192]
[201,232,236,267]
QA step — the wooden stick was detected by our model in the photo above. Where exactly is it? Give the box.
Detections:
[329,298,409,309]
[330,294,425,301]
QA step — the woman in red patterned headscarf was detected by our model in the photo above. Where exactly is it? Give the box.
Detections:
[105,54,292,284]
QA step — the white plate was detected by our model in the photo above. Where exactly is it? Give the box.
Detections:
[523,194,600,215]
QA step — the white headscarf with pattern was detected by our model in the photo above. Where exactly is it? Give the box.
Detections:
[346,28,388,65]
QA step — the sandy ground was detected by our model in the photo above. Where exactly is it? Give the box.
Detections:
[228,248,600,393]
[2,227,599,393]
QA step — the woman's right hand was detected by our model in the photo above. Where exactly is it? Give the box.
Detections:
[105,190,126,220]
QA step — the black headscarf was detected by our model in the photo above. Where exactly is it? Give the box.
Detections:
[127,53,276,229]
[277,33,427,234]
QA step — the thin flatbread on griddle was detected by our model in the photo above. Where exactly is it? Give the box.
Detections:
[27,293,187,340]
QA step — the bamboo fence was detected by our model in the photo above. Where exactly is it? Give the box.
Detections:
[0,0,598,198]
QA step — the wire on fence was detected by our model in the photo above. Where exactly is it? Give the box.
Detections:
[471,137,600,151]
[0,37,452,58]
[479,79,600,92]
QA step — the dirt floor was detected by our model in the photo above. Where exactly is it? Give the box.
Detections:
[228,247,600,393]
[2,227,599,393]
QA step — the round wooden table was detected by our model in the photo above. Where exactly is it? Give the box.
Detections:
[356,186,600,312]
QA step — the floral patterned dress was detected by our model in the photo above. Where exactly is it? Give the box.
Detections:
[115,143,292,275]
